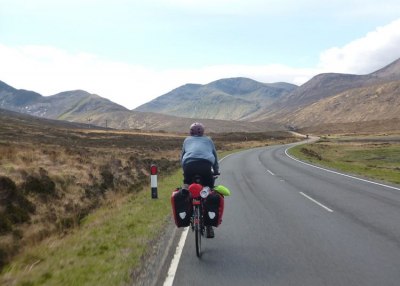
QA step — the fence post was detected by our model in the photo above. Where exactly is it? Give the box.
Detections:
[151,164,158,199]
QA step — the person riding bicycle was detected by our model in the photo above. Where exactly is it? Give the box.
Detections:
[181,122,219,238]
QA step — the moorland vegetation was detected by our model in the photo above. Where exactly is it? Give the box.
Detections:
[289,134,400,185]
[0,110,296,278]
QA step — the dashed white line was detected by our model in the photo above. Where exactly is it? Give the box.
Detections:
[267,169,275,176]
[300,192,334,212]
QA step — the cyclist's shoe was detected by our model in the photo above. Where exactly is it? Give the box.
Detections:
[206,226,215,238]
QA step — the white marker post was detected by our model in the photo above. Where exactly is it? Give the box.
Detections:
[151,164,158,199]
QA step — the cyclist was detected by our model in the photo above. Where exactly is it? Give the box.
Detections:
[181,122,219,238]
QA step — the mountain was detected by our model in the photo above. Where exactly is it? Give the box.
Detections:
[0,107,101,130]
[135,77,297,120]
[0,81,128,121]
[3,57,400,133]
[280,79,400,127]
[0,80,282,133]
[0,81,42,109]
[246,57,400,122]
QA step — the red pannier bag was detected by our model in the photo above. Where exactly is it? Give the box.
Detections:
[204,191,224,227]
[171,188,192,227]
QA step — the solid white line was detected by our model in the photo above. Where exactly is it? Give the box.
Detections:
[300,192,334,212]
[267,169,275,176]
[219,152,235,163]
[164,154,232,286]
[285,147,400,191]
[163,228,189,286]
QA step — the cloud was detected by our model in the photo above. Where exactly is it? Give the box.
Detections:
[319,18,400,74]
[0,43,317,109]
[1,18,400,110]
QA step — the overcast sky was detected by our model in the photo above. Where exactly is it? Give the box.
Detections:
[1,0,400,109]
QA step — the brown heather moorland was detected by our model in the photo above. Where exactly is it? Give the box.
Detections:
[0,110,297,270]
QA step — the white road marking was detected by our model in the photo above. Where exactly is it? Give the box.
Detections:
[285,147,400,192]
[258,152,274,175]
[300,192,334,212]
[164,154,231,286]
[219,152,235,163]
[163,228,189,286]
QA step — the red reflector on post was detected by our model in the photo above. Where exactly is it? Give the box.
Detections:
[151,165,157,175]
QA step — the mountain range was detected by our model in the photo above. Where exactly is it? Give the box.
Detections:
[135,78,297,121]
[1,57,400,133]
[246,58,400,124]
[0,80,280,133]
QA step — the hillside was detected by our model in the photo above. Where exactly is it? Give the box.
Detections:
[246,57,400,122]
[2,57,400,133]
[0,81,128,120]
[0,81,42,109]
[297,118,400,135]
[135,77,297,120]
[67,109,282,133]
[0,80,285,132]
[0,107,102,130]
[280,79,400,127]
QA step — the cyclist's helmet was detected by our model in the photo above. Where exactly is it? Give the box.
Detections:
[190,122,204,136]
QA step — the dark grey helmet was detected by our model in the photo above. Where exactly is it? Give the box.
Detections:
[190,122,204,136]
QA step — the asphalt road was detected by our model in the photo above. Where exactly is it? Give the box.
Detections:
[165,140,400,286]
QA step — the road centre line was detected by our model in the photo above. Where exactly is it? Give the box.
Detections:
[257,152,274,175]
[285,147,400,192]
[164,154,232,286]
[300,192,334,212]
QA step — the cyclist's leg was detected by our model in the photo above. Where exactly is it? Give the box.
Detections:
[183,160,213,187]
[183,161,197,188]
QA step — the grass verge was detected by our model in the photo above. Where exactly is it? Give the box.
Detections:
[0,150,239,286]
[288,142,400,185]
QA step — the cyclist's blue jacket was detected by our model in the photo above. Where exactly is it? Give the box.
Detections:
[181,135,219,173]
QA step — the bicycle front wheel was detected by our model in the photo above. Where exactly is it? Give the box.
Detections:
[195,206,201,257]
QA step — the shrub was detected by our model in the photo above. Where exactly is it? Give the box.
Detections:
[300,148,322,160]
[5,204,30,224]
[0,214,12,234]
[16,194,36,213]
[0,245,8,270]
[100,171,114,190]
[12,229,24,240]
[84,184,105,198]
[23,175,56,195]
[0,176,20,200]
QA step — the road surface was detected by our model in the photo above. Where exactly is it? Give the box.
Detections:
[163,140,400,286]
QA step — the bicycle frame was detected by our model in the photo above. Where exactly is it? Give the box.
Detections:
[188,175,218,258]
[191,198,205,257]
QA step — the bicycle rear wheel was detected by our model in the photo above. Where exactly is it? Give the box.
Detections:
[195,206,201,257]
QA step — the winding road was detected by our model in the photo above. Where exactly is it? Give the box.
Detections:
[162,139,400,286]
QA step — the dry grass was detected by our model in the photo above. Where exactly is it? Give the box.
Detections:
[289,139,400,185]
[0,112,299,271]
